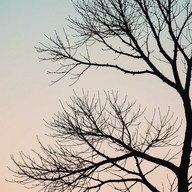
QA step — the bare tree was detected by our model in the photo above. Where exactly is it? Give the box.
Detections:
[11,92,181,192]
[11,0,192,191]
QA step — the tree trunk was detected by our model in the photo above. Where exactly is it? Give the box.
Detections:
[178,173,188,192]
[178,92,192,192]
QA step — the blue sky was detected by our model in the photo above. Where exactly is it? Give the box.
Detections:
[0,1,185,192]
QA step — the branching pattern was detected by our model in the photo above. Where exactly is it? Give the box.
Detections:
[11,93,181,192]
[11,0,192,191]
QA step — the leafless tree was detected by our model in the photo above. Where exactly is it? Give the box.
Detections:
[11,0,192,192]
[11,92,181,192]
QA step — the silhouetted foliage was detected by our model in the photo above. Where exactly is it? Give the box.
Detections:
[11,0,192,191]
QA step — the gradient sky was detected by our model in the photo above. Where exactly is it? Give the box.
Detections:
[0,1,185,192]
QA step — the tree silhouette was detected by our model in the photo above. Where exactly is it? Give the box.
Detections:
[11,0,192,191]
